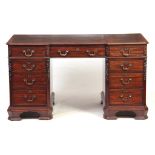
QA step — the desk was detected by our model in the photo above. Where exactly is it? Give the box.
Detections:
[7,34,148,120]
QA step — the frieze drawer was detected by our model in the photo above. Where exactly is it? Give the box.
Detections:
[50,46,105,57]
[9,46,48,57]
[108,45,146,57]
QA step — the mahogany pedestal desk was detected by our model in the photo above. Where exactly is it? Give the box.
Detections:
[7,34,148,120]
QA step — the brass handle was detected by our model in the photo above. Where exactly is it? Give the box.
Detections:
[22,63,36,71]
[24,95,36,102]
[86,50,96,56]
[121,48,130,57]
[24,79,36,86]
[22,49,35,57]
[120,63,132,71]
[120,78,132,85]
[120,94,132,102]
[58,50,69,56]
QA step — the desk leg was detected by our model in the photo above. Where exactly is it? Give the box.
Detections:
[51,92,55,105]
[101,91,104,104]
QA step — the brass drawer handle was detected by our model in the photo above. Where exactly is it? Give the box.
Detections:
[22,49,35,57]
[86,50,96,56]
[120,78,132,85]
[22,63,36,71]
[24,79,36,85]
[58,50,69,56]
[120,94,132,102]
[24,95,36,102]
[121,48,131,57]
[120,63,132,71]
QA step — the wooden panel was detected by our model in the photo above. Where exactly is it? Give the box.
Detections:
[7,34,148,45]
[50,46,105,57]
[108,45,146,57]
[11,90,47,106]
[11,73,48,90]
[108,59,144,72]
[109,73,143,88]
[109,89,143,105]
[104,34,148,45]
[9,46,47,57]
[10,59,48,72]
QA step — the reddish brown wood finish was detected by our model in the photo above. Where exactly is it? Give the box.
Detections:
[11,73,48,90]
[7,34,148,120]
[11,90,47,106]
[7,34,148,45]
[50,45,105,57]
[104,43,147,119]
[8,56,51,120]
[108,58,145,72]
[9,46,48,57]
[109,89,143,105]
[109,73,143,89]
[10,59,48,72]
[108,45,146,57]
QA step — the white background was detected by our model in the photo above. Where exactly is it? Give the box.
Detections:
[0,0,155,155]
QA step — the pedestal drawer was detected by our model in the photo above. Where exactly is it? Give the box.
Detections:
[108,59,145,72]
[11,90,47,106]
[109,73,144,88]
[109,89,143,105]
[11,73,48,90]
[10,59,49,72]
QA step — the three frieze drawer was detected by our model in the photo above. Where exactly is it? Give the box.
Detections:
[9,46,48,57]
[50,46,105,57]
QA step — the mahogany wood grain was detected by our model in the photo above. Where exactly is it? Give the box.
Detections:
[7,34,148,120]
[109,73,143,89]
[11,90,47,106]
[10,59,48,72]
[11,73,48,90]
[50,45,105,57]
[108,45,146,57]
[7,34,148,45]
[108,58,144,72]
[9,46,48,57]
[109,89,143,105]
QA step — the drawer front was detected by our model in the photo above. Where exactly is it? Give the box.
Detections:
[109,73,143,88]
[50,46,105,57]
[11,90,47,106]
[108,59,144,72]
[11,73,48,90]
[108,45,146,57]
[10,59,48,72]
[109,89,143,105]
[9,46,47,57]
